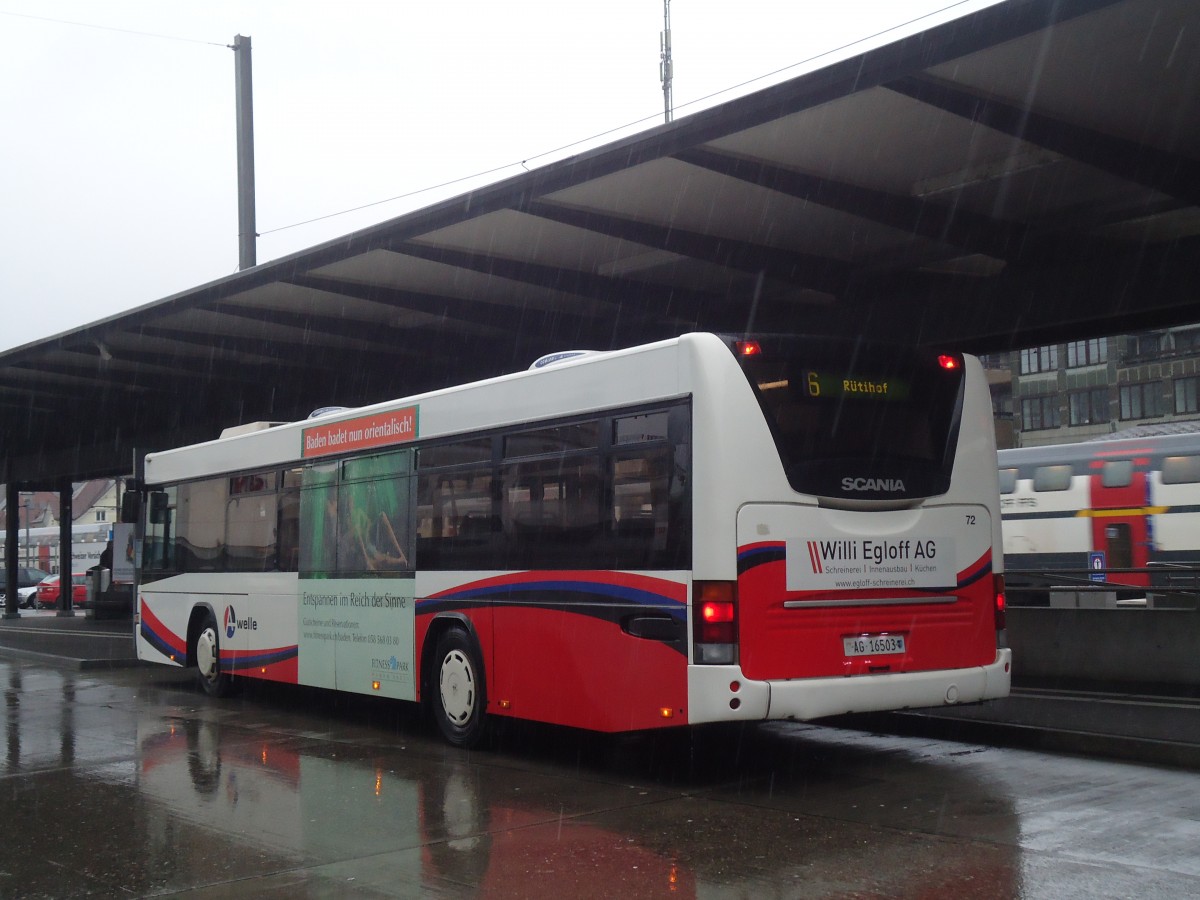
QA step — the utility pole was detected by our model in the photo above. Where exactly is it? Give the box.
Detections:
[233,34,257,269]
[660,0,673,124]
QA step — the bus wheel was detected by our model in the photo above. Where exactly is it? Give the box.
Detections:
[195,613,236,698]
[433,629,488,748]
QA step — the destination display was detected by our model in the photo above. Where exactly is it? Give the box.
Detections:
[802,370,911,401]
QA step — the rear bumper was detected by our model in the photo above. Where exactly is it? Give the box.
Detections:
[688,648,1012,725]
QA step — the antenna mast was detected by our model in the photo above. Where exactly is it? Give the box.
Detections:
[660,0,673,123]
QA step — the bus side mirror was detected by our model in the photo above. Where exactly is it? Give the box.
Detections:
[148,491,169,525]
[120,492,142,524]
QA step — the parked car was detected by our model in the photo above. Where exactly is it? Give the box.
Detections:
[36,573,88,609]
[0,567,52,609]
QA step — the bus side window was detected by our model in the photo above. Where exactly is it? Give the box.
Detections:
[299,463,339,576]
[611,451,670,566]
[176,478,227,572]
[337,451,414,576]
[501,456,603,568]
[416,468,496,570]
[277,469,303,572]
[225,470,277,572]
[608,405,691,569]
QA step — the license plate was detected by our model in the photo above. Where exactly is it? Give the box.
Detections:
[843,634,906,656]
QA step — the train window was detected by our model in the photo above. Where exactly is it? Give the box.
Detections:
[1102,460,1133,488]
[998,468,1017,494]
[1161,455,1200,484]
[1033,465,1072,492]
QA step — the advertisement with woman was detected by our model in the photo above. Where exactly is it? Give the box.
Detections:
[297,449,416,700]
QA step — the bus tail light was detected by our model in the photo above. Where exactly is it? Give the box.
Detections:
[694,580,738,664]
[994,575,1007,631]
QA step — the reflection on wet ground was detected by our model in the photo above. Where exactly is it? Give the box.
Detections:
[1,658,1198,898]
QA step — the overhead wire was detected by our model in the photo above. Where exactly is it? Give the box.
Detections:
[5,1,982,239]
[0,8,227,47]
[258,0,982,237]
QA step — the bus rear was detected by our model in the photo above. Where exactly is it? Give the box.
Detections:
[688,335,1010,724]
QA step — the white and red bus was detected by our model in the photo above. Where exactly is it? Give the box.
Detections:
[135,332,1010,746]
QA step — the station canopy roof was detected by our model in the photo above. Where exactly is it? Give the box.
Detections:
[3,0,1199,483]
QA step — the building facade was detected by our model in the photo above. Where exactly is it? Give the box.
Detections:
[997,324,1200,448]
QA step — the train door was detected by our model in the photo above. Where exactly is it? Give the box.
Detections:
[1088,459,1150,588]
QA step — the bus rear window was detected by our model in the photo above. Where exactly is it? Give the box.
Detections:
[735,337,965,500]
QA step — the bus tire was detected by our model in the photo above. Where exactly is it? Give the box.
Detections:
[432,628,488,748]
[195,611,236,698]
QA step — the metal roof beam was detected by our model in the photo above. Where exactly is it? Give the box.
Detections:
[518,200,853,294]
[140,321,504,381]
[207,303,412,353]
[281,274,522,334]
[887,73,1200,205]
[390,241,728,326]
[857,233,1200,349]
[675,146,1029,262]
[132,326,323,366]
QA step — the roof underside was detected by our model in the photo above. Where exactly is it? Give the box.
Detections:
[4,0,1199,483]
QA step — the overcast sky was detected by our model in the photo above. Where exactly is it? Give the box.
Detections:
[1,0,1000,352]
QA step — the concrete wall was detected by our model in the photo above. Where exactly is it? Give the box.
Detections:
[1008,607,1200,686]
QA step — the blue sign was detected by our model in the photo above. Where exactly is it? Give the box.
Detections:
[1089,551,1107,583]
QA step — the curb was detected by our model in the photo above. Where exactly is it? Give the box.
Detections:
[0,645,143,671]
[842,709,1200,771]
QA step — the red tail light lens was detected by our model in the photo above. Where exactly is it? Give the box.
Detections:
[735,340,762,358]
[938,353,961,370]
[994,575,1007,631]
[694,581,738,663]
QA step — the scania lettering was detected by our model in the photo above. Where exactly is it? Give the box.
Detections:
[843,477,907,493]
[134,333,1009,748]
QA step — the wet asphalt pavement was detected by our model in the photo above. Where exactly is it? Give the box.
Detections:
[0,648,1198,899]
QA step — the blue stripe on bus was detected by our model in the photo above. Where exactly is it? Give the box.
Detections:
[226,646,298,672]
[424,577,682,612]
[139,622,181,662]
[737,543,786,574]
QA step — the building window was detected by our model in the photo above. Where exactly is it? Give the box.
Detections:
[1068,388,1109,425]
[1021,395,1060,431]
[1173,330,1200,355]
[1067,339,1107,368]
[1019,346,1058,375]
[1127,333,1160,360]
[1177,376,1200,414]
[95,510,107,522]
[1119,382,1162,420]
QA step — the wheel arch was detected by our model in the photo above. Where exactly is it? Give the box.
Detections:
[185,602,222,669]
[419,612,484,708]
